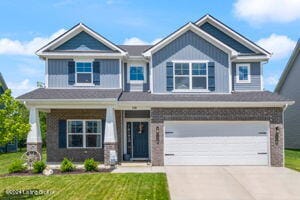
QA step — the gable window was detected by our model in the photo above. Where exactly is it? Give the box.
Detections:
[174,61,208,91]
[76,62,92,84]
[236,63,250,83]
[67,120,102,148]
[129,66,145,82]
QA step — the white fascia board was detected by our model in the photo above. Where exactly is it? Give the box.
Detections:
[38,52,125,59]
[143,22,238,57]
[195,16,271,56]
[231,55,270,62]
[36,23,127,56]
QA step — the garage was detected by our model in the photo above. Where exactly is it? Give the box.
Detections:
[164,121,269,166]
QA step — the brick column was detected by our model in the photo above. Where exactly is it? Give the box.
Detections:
[270,124,284,167]
[151,123,164,166]
[26,107,42,158]
[104,106,118,165]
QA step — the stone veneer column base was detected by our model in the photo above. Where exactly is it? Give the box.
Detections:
[270,124,284,167]
[27,142,43,159]
[104,142,118,165]
[151,123,164,166]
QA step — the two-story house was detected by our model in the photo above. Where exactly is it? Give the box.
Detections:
[18,15,293,166]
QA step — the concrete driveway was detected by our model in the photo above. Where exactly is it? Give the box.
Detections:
[166,166,300,200]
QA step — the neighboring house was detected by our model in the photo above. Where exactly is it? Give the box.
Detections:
[0,73,18,153]
[17,15,293,166]
[275,40,300,149]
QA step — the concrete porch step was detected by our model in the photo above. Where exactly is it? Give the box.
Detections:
[120,161,151,167]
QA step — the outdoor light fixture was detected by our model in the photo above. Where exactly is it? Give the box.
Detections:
[275,126,280,145]
[156,126,160,144]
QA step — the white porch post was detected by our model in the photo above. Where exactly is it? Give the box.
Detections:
[104,106,118,165]
[27,107,42,157]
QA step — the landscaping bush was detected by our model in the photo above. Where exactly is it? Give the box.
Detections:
[60,158,75,172]
[32,161,46,173]
[8,159,27,173]
[84,158,98,172]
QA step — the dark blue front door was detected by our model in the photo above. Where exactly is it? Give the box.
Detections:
[132,122,149,158]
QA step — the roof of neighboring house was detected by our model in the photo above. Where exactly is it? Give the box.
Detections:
[275,40,300,93]
[118,45,152,56]
[119,91,291,102]
[0,73,8,92]
[16,88,122,100]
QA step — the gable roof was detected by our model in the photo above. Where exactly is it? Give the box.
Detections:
[143,22,238,57]
[36,23,127,57]
[275,40,300,93]
[0,73,8,92]
[195,14,271,56]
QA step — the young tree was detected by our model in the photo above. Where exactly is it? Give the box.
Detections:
[0,90,30,145]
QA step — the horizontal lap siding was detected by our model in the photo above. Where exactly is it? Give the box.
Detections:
[232,62,261,91]
[48,59,120,88]
[152,30,229,93]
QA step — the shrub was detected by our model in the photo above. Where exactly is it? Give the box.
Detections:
[84,158,98,172]
[33,161,46,173]
[8,159,27,173]
[60,158,75,172]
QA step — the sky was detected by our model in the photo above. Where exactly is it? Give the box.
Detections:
[0,0,299,97]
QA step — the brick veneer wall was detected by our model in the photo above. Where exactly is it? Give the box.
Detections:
[46,109,121,163]
[150,107,284,167]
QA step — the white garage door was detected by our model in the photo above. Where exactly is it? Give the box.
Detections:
[164,121,269,166]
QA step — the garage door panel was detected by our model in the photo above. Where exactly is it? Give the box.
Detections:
[164,121,269,166]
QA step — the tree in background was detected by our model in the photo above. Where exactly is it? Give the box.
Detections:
[0,90,30,146]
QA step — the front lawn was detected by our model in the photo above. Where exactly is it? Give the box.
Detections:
[285,149,300,171]
[0,173,169,200]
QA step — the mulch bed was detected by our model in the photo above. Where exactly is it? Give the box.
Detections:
[0,168,114,177]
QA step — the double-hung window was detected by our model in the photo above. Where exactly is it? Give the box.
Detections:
[67,120,102,148]
[174,61,208,91]
[236,63,250,83]
[76,62,92,84]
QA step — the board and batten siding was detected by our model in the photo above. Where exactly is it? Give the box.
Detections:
[232,62,262,91]
[278,53,300,149]
[47,59,120,88]
[152,30,229,93]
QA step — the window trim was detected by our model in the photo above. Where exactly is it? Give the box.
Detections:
[127,65,147,84]
[75,61,95,86]
[236,63,251,83]
[172,60,209,92]
[67,119,102,149]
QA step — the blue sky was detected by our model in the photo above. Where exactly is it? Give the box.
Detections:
[0,0,299,96]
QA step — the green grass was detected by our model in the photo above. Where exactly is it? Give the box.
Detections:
[0,149,46,175]
[0,173,169,200]
[285,149,300,171]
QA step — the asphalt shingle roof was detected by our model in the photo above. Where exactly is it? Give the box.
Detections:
[118,45,153,56]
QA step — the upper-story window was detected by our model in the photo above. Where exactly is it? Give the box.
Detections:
[129,66,145,83]
[236,63,251,83]
[174,61,208,91]
[76,62,93,84]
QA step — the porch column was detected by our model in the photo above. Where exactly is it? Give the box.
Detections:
[104,106,118,165]
[27,107,42,158]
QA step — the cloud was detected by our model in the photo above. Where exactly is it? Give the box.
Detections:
[0,29,66,56]
[233,0,300,24]
[256,34,296,60]
[123,37,162,45]
[7,79,36,97]
[264,75,279,87]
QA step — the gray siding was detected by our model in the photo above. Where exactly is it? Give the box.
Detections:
[152,30,229,93]
[48,59,120,88]
[199,22,254,54]
[279,53,300,149]
[55,31,115,52]
[232,62,261,91]
[124,63,150,92]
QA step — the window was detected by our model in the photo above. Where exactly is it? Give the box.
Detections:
[76,62,92,84]
[236,64,250,83]
[174,61,208,91]
[67,120,102,148]
[129,66,144,82]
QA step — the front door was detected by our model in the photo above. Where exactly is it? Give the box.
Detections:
[132,122,149,159]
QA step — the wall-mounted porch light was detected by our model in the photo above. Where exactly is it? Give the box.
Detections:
[156,126,160,144]
[275,126,280,145]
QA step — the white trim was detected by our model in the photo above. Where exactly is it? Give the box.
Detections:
[37,52,124,59]
[119,59,122,89]
[195,15,271,56]
[45,58,49,88]
[127,61,147,84]
[228,56,232,92]
[149,57,153,92]
[143,22,238,57]
[236,63,251,83]
[260,62,264,91]
[231,55,270,62]
[75,61,94,85]
[36,23,126,56]
[66,119,102,149]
